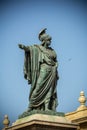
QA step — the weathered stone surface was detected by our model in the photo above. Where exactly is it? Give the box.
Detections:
[5,114,78,130]
[65,91,87,130]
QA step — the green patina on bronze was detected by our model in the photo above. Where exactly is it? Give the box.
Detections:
[18,28,59,118]
[18,110,64,119]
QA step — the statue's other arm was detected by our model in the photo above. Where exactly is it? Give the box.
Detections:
[18,44,29,51]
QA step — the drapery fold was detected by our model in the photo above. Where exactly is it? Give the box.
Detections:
[23,45,58,110]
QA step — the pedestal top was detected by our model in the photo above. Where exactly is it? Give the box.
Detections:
[4,114,78,130]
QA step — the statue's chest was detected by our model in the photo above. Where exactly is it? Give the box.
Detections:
[45,49,56,59]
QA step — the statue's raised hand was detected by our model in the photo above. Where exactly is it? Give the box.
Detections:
[18,44,25,49]
[18,44,29,51]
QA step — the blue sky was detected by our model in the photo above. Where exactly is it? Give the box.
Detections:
[0,0,87,129]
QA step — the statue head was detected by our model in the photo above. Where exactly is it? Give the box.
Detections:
[38,28,52,46]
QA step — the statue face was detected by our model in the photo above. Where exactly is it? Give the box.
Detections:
[44,35,52,46]
[45,38,51,46]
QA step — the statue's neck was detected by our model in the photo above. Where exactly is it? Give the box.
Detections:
[44,43,48,49]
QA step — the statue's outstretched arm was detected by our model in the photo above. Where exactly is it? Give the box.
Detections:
[18,44,29,51]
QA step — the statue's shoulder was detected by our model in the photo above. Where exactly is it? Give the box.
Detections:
[34,44,40,47]
[29,44,39,48]
[49,47,57,57]
[48,47,53,50]
[48,47,56,53]
[34,44,43,49]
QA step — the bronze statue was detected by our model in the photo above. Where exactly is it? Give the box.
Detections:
[18,28,59,113]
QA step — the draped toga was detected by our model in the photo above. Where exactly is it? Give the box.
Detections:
[23,44,58,110]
